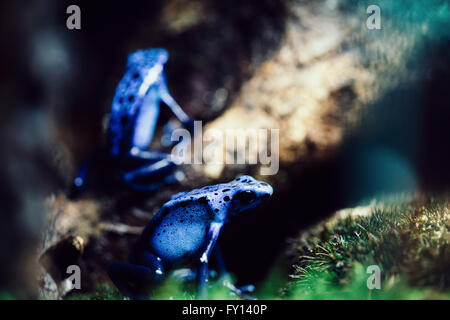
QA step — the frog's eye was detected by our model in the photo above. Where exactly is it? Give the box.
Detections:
[234,190,256,206]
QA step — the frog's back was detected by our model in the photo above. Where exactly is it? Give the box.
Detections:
[108,48,167,156]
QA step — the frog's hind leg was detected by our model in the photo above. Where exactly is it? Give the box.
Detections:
[120,149,183,191]
[108,252,164,300]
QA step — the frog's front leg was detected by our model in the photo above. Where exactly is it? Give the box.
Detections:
[159,81,194,147]
[108,250,164,300]
[197,222,223,299]
[158,79,190,125]
[213,245,256,300]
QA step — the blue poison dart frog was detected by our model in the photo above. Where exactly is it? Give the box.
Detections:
[108,175,273,299]
[72,48,193,194]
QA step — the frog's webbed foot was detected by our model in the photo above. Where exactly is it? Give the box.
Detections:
[169,268,218,283]
[237,284,255,293]
[221,279,257,300]
[212,245,256,300]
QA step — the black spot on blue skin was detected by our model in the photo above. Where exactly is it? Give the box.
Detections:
[179,201,189,207]
[214,209,219,213]
[198,197,208,204]
[180,220,184,223]
[163,229,166,233]
[118,97,123,103]
[120,115,129,125]
[224,196,230,202]
[222,189,230,192]
[133,73,139,79]
[128,95,134,103]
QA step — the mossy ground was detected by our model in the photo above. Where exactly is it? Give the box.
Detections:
[66,194,449,300]
[283,194,450,299]
[66,274,244,300]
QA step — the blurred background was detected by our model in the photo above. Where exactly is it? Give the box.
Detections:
[0,0,449,298]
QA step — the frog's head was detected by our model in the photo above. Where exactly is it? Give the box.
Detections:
[229,175,273,214]
[126,48,169,69]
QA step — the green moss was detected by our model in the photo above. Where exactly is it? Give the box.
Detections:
[66,274,243,300]
[66,283,125,300]
[285,194,450,299]
[0,291,16,300]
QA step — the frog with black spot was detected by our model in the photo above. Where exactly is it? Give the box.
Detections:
[108,175,273,299]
